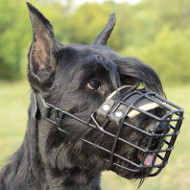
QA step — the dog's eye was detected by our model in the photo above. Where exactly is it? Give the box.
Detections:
[87,80,101,90]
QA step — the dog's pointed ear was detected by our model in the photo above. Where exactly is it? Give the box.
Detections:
[92,13,116,46]
[27,2,58,90]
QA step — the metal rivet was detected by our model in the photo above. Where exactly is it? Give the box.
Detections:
[115,110,123,118]
[102,104,110,111]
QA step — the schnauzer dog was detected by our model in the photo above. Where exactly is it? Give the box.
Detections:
[0,2,183,190]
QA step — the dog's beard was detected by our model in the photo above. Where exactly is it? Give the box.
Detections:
[49,115,158,177]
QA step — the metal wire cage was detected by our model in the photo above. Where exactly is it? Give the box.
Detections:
[39,87,184,177]
[89,89,184,176]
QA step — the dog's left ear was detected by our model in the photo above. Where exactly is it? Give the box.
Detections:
[92,13,116,46]
[27,2,58,90]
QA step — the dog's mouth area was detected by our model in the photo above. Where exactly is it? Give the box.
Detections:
[136,137,161,166]
[111,137,162,179]
[113,153,155,179]
[138,153,157,166]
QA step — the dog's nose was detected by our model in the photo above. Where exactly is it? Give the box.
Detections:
[145,120,169,134]
[155,121,169,134]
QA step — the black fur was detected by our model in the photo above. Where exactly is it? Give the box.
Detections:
[0,3,165,190]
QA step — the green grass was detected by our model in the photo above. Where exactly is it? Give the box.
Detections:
[0,81,190,189]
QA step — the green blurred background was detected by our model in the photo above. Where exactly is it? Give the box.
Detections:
[0,0,190,189]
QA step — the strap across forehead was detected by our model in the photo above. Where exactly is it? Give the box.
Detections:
[106,85,132,99]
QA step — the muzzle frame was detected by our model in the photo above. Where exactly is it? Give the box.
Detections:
[35,86,183,177]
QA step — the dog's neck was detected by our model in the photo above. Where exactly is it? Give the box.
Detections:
[37,118,102,190]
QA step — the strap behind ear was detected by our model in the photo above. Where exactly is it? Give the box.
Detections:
[36,92,50,118]
[29,90,38,118]
[29,90,50,119]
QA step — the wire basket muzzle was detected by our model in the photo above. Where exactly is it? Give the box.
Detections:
[92,87,184,176]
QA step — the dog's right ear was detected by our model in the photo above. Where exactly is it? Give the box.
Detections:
[27,2,58,91]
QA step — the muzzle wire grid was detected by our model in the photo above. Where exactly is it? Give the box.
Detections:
[36,86,184,177]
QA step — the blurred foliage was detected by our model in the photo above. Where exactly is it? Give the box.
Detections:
[0,0,190,84]
[122,27,190,84]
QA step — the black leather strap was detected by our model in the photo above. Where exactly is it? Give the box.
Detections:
[30,90,50,119]
[36,92,50,118]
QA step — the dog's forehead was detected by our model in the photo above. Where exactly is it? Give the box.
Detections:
[68,44,120,59]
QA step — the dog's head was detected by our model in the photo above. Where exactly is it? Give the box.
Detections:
[27,3,183,180]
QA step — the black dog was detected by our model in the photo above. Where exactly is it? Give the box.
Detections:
[0,3,183,190]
